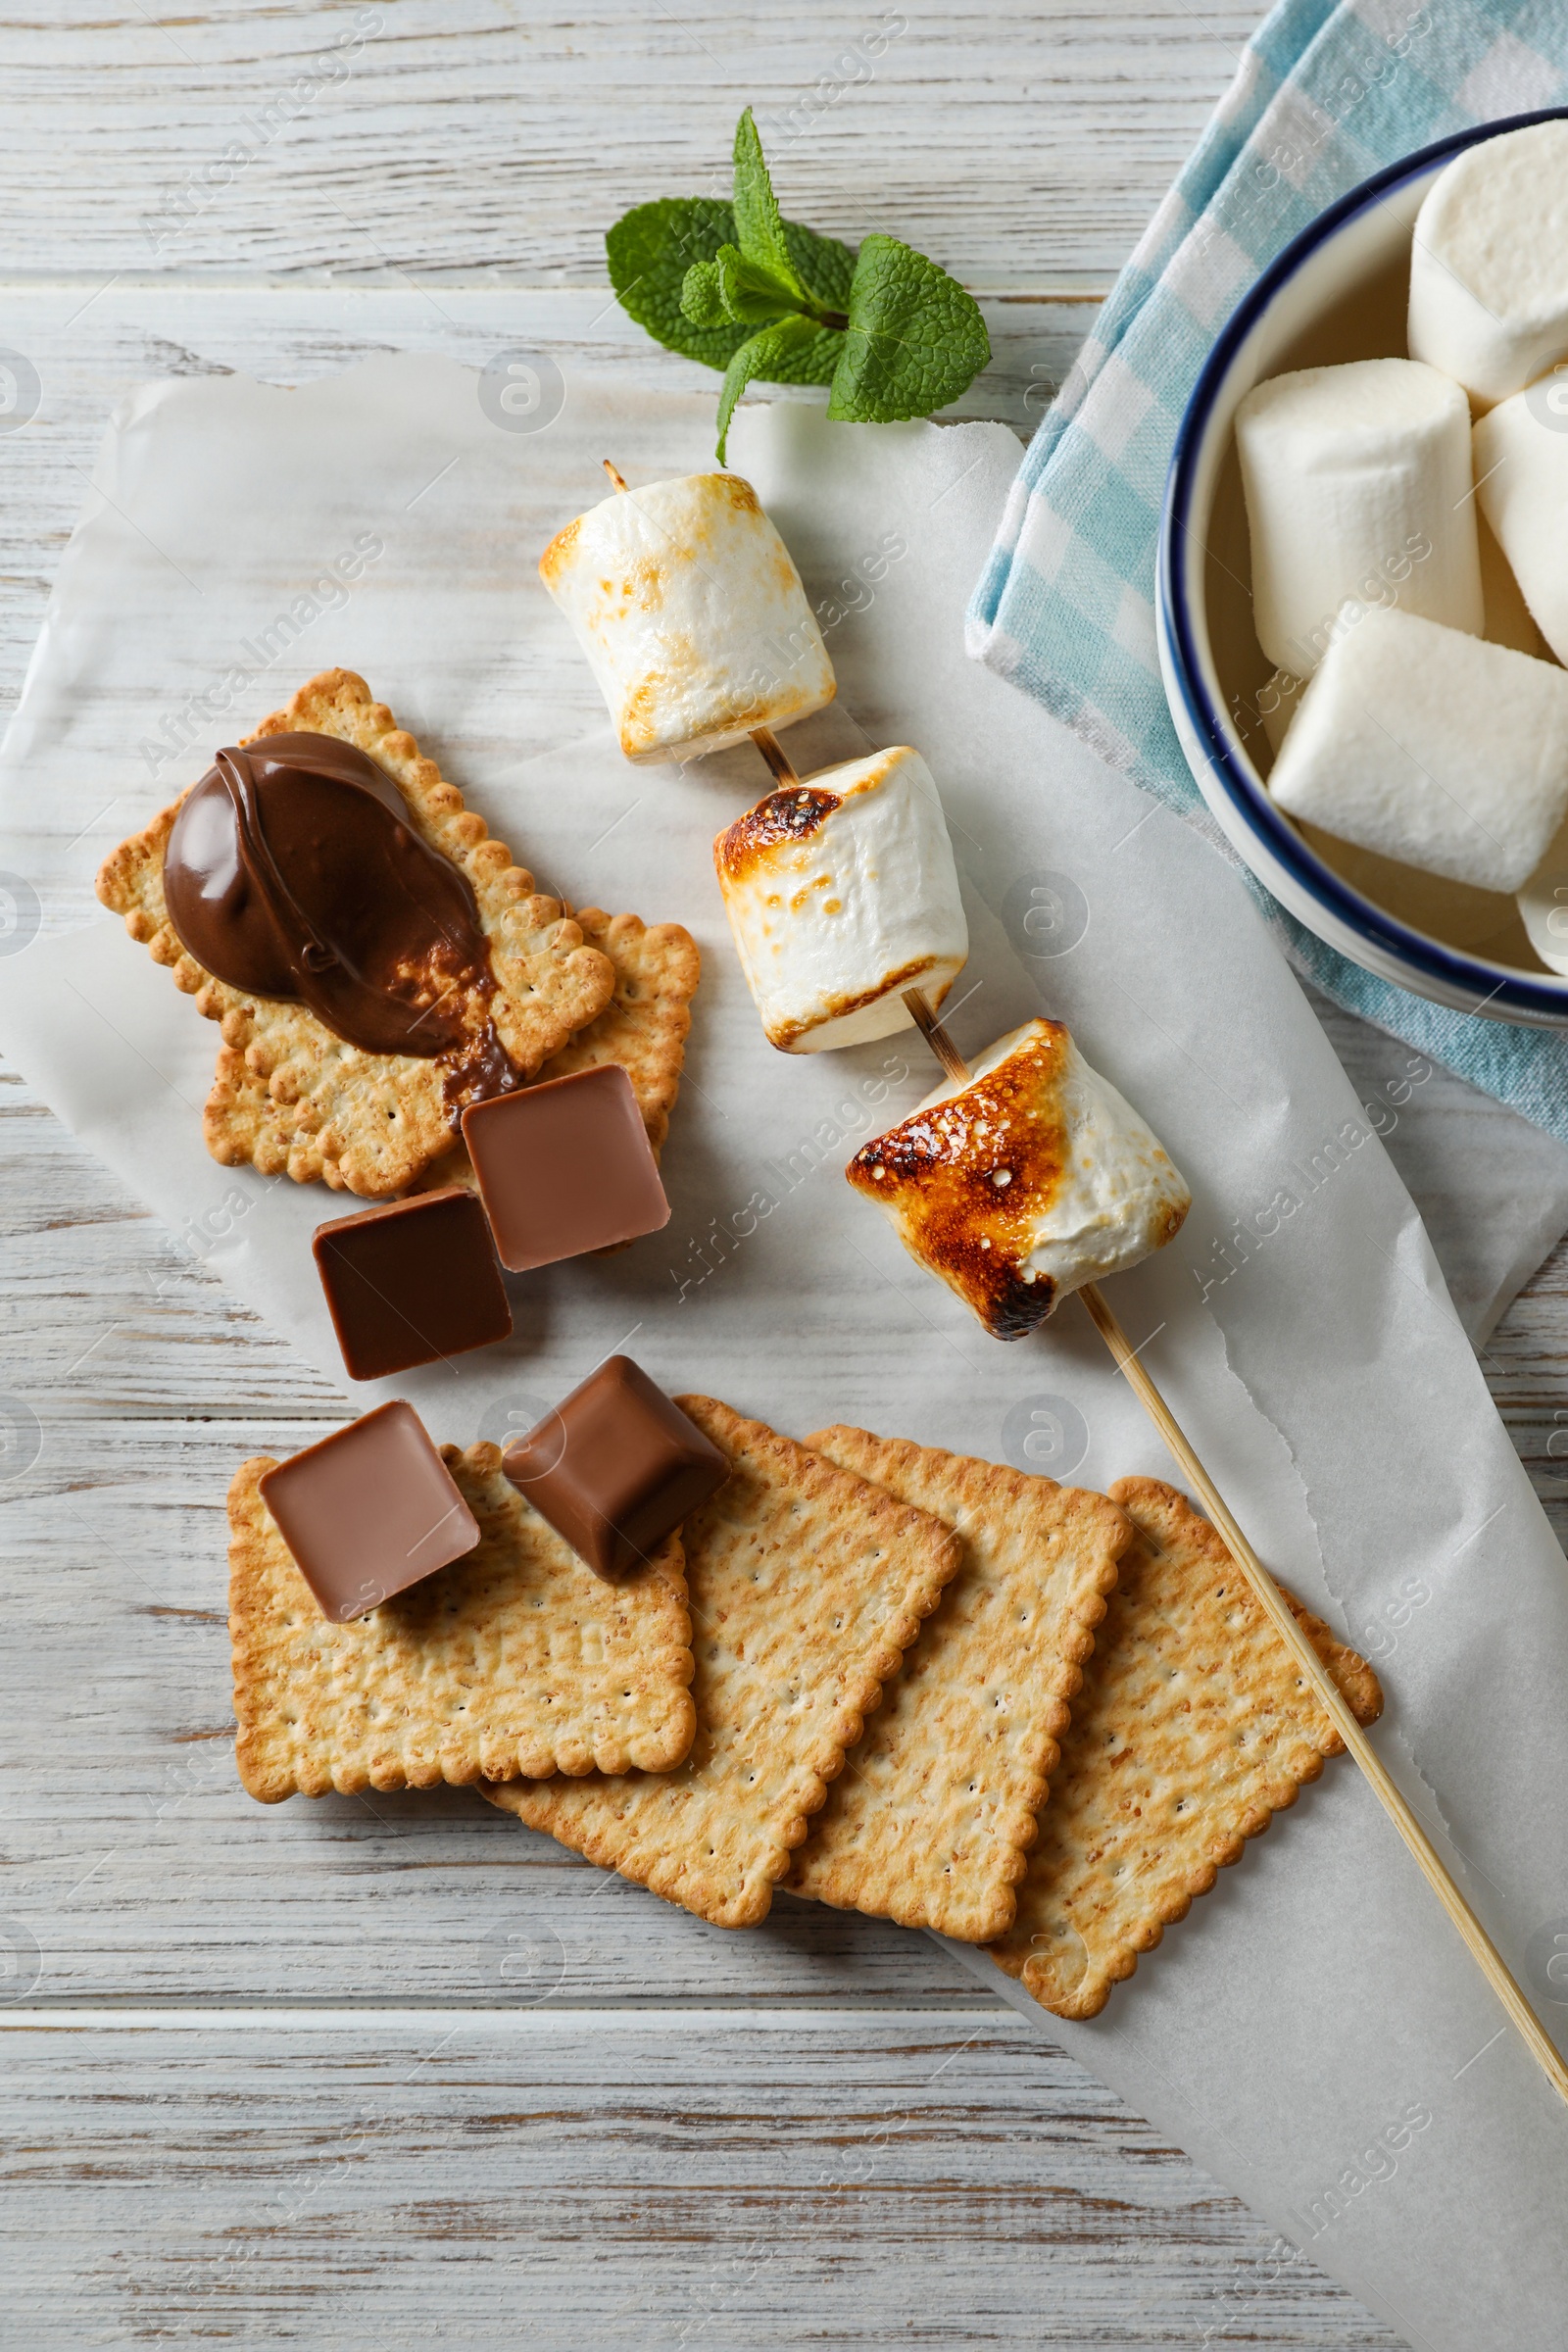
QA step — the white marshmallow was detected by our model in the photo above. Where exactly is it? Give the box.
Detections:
[1267,604,1568,895]
[1408,122,1568,411]
[1236,360,1483,676]
[539,471,836,763]
[1474,389,1568,666]
[714,747,967,1053]
[846,1018,1191,1339]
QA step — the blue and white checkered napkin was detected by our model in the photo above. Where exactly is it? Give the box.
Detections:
[968,0,1568,1141]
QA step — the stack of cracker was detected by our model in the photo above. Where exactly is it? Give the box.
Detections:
[97,667,701,1198]
[229,1398,1380,2015]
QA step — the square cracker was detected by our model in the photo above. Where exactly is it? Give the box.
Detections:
[409,903,701,1200]
[482,1398,962,1929]
[988,1477,1383,2019]
[96,668,619,1198]
[785,1430,1131,1941]
[230,1440,695,1801]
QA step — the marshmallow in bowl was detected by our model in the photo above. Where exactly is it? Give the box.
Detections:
[713,747,968,1052]
[845,1019,1191,1340]
[1266,605,1568,895]
[1408,121,1568,411]
[1474,389,1568,666]
[1235,360,1483,676]
[539,471,836,763]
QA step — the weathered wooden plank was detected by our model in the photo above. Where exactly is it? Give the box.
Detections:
[4,2,1253,290]
[0,2018,1402,2347]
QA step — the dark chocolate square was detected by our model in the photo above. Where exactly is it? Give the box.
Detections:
[259,1399,480,1623]
[313,1185,512,1381]
[461,1064,670,1273]
[503,1354,726,1580]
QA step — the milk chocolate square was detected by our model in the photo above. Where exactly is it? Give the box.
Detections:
[259,1400,479,1623]
[461,1064,670,1273]
[313,1186,513,1382]
[503,1354,726,1580]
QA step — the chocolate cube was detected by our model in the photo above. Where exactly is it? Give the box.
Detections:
[503,1354,726,1580]
[313,1185,512,1382]
[461,1064,670,1273]
[259,1399,479,1622]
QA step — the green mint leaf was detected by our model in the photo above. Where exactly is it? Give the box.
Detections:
[718,245,810,325]
[606,195,854,372]
[714,315,828,464]
[828,232,991,423]
[679,257,729,330]
[731,107,808,300]
[607,197,752,369]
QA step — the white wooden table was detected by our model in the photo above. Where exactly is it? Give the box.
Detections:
[3,8,1560,2342]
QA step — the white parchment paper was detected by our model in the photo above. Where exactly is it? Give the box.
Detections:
[1,355,1566,2347]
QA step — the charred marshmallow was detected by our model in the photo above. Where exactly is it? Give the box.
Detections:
[713,747,968,1053]
[846,1019,1191,1339]
[539,471,836,763]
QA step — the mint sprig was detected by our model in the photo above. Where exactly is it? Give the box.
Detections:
[605,108,990,462]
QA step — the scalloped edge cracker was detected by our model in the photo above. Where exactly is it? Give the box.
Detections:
[410,905,701,1201]
[786,1430,1131,1941]
[988,1477,1383,2019]
[482,1398,962,1929]
[96,668,617,1197]
[230,1441,696,1801]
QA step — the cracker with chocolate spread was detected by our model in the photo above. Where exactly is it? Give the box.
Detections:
[230,1440,696,1800]
[785,1430,1130,1941]
[411,904,702,1200]
[483,1398,961,1928]
[988,1478,1383,2018]
[97,669,620,1198]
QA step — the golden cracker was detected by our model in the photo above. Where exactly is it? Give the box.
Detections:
[483,1398,961,1928]
[786,1430,1130,1941]
[97,668,617,1197]
[410,904,701,1200]
[988,1477,1383,2018]
[230,1441,695,1801]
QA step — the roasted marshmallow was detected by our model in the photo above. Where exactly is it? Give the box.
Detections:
[1267,605,1568,895]
[713,747,968,1052]
[539,471,836,762]
[1474,389,1568,667]
[1408,122,1568,411]
[1236,359,1483,677]
[846,1018,1191,1339]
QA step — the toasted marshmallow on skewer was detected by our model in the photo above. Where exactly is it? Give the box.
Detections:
[847,1018,1191,1338]
[539,471,836,763]
[714,746,968,1053]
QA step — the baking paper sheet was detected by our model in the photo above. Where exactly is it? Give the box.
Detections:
[1,356,1566,2347]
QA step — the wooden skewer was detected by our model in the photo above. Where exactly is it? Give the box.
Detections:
[603,520,1568,2101]
[1076,1279,1568,2104]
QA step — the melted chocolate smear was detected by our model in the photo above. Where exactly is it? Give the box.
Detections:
[163,732,524,1122]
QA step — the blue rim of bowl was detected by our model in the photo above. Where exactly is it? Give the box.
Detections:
[1160,107,1568,1022]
